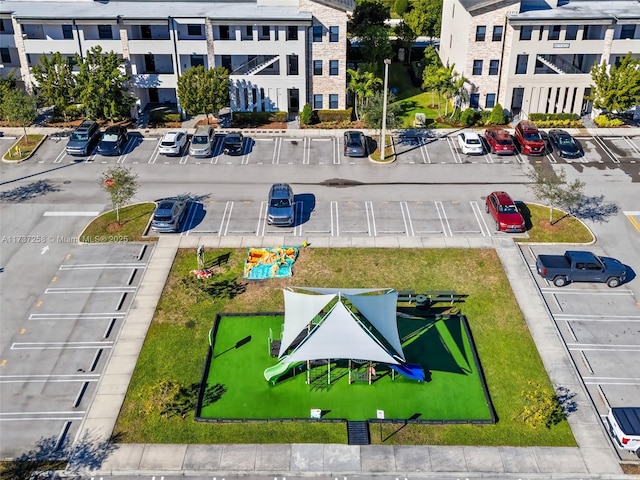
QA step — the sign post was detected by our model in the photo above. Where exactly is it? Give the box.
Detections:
[377,409,385,442]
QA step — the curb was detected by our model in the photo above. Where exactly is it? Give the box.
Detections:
[1,133,47,163]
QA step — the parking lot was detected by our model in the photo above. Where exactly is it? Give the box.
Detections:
[0,242,151,458]
[8,130,639,174]
[521,244,640,461]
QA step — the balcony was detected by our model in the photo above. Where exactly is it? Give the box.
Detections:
[131,73,177,89]
[232,55,280,75]
[24,38,79,55]
[129,39,174,55]
[535,54,591,75]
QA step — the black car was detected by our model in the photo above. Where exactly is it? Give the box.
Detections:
[96,126,128,156]
[343,130,367,157]
[548,129,583,158]
[223,132,244,155]
[151,197,189,233]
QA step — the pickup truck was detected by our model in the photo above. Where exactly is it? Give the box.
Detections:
[606,407,640,458]
[535,250,626,287]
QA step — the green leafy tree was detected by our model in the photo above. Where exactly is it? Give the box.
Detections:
[393,0,409,16]
[422,64,456,117]
[517,381,566,429]
[394,21,417,64]
[0,88,37,143]
[404,0,442,39]
[357,26,393,76]
[0,72,17,105]
[348,0,389,37]
[361,91,403,129]
[347,68,382,121]
[526,163,585,225]
[74,46,133,120]
[300,103,313,125]
[449,71,468,118]
[177,65,229,117]
[488,102,507,125]
[589,53,640,113]
[32,52,75,120]
[98,166,139,224]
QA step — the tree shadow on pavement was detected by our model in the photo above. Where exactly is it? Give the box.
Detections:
[570,194,619,223]
[0,179,61,202]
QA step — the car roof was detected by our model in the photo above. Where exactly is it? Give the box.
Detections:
[461,130,480,139]
[487,128,510,138]
[551,129,570,136]
[518,120,539,131]
[163,130,185,140]
[76,120,96,131]
[491,191,515,204]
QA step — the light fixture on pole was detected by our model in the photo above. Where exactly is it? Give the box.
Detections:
[380,58,391,160]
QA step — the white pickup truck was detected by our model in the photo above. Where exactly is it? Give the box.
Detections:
[606,407,640,457]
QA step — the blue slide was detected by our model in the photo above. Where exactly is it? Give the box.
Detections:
[390,363,426,382]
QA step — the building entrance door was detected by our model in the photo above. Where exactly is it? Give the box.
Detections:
[511,87,524,116]
[287,88,299,116]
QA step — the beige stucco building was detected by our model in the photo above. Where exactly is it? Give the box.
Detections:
[0,0,354,114]
[439,0,640,116]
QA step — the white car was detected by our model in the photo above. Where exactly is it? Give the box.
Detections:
[158,130,188,156]
[457,130,483,155]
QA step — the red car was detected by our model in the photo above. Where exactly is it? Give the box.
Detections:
[485,191,526,232]
[514,120,545,155]
[484,128,515,155]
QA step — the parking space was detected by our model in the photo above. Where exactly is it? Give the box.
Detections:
[520,244,640,461]
[0,135,19,158]
[0,243,150,457]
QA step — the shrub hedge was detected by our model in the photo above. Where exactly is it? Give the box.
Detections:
[594,115,625,127]
[232,111,287,126]
[316,108,352,123]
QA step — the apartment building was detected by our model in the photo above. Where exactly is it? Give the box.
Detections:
[439,0,640,117]
[0,0,354,114]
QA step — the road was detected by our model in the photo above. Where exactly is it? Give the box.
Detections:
[0,127,639,473]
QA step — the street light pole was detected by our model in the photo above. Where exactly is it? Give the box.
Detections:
[380,58,391,159]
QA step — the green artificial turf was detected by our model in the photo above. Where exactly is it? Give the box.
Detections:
[199,314,492,422]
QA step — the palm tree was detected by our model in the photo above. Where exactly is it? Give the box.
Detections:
[347,68,382,121]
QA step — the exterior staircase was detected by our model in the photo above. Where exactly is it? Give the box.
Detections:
[347,421,370,445]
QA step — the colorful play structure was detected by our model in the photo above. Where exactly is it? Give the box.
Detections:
[265,287,426,385]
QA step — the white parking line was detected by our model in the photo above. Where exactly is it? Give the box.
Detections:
[540,288,633,296]
[294,201,303,236]
[52,145,67,164]
[44,211,100,217]
[420,138,431,164]
[365,201,376,236]
[567,343,640,351]
[434,201,452,236]
[584,379,640,385]
[446,137,463,163]
[593,136,620,163]
[400,201,414,236]
[555,314,640,322]
[59,263,145,270]
[256,201,267,236]
[29,313,126,321]
[624,136,640,156]
[180,202,199,236]
[331,201,338,236]
[333,137,340,164]
[44,286,136,294]
[148,138,162,164]
[219,201,233,236]
[470,201,491,237]
[11,341,113,350]
[514,152,526,164]
[272,137,282,164]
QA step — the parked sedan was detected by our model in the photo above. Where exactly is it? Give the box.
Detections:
[344,130,367,157]
[485,191,526,233]
[151,197,189,233]
[548,129,583,158]
[158,130,188,156]
[96,126,128,156]
[223,132,244,155]
[484,128,515,155]
[457,130,483,155]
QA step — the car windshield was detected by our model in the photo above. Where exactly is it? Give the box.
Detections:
[270,198,291,208]
[192,135,208,144]
[102,133,119,142]
[71,132,88,141]
[558,136,575,145]
[467,138,481,145]
[524,131,541,141]
[499,204,518,213]
[225,138,241,145]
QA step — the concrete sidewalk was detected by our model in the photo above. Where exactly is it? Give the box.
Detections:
[67,235,630,478]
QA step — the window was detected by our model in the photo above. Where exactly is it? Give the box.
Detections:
[98,25,113,39]
[565,25,579,40]
[260,26,270,39]
[313,94,323,109]
[472,60,483,75]
[475,26,486,42]
[287,26,298,40]
[0,20,4,32]
[620,24,636,39]
[287,54,298,75]
[219,25,231,40]
[515,54,528,74]
[485,93,496,108]
[329,26,339,42]
[313,25,322,42]
[469,93,480,108]
[538,25,544,40]
[329,60,338,76]
[492,25,503,41]
[583,25,605,40]
[62,24,73,39]
[0,48,10,64]
[313,60,322,75]
[274,27,279,40]
[329,94,339,109]
[489,59,499,75]
[221,55,231,71]
[187,24,202,36]
[191,55,204,67]
[245,26,253,38]
[549,25,561,41]
[520,26,532,40]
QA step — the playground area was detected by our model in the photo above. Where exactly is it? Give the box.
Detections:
[196,288,495,423]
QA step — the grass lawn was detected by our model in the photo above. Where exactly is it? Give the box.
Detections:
[199,312,491,422]
[114,248,575,446]
[80,202,155,242]
[518,204,594,244]
[2,134,45,161]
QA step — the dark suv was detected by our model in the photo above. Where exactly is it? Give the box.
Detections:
[514,120,545,156]
[66,120,101,156]
[267,183,294,226]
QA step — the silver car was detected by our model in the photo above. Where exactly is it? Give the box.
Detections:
[267,183,294,226]
[151,197,189,233]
